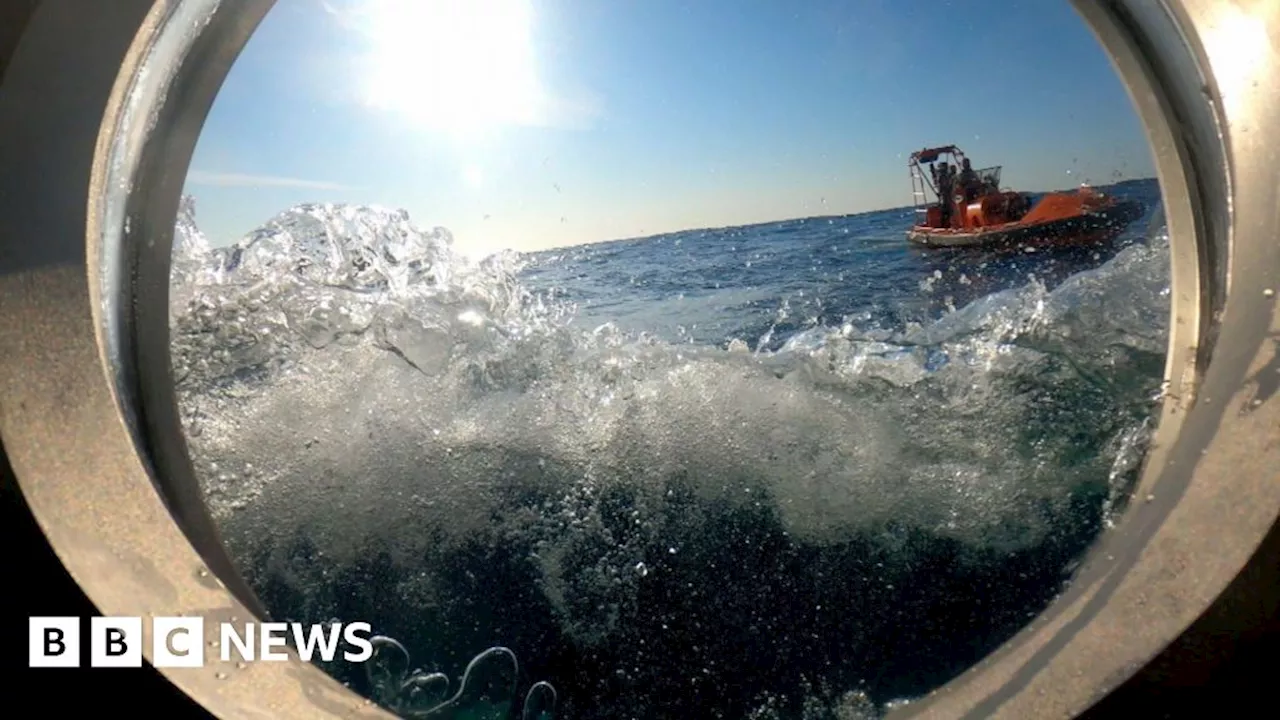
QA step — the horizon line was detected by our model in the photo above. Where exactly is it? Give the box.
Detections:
[575,175,1160,250]
[193,174,1159,253]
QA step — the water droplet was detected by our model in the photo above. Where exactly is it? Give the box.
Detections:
[1264,288,1275,298]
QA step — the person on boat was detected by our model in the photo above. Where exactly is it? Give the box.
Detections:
[933,162,955,226]
[958,158,980,203]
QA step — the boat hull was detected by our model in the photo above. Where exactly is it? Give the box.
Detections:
[906,197,1144,249]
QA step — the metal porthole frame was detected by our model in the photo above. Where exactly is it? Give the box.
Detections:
[0,0,1276,717]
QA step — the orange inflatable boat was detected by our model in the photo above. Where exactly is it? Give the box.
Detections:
[904,145,1144,249]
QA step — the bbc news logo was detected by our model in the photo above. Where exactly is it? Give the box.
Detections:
[29,616,374,668]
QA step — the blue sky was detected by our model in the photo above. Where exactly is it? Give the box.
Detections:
[186,0,1155,254]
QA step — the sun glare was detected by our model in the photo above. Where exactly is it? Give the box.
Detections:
[357,0,544,138]
[1202,6,1271,118]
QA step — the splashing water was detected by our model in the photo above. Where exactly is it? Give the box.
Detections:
[170,188,1169,718]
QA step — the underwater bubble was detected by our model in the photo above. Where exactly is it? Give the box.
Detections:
[430,647,519,720]
[522,681,557,720]
[366,635,412,707]
[400,670,450,714]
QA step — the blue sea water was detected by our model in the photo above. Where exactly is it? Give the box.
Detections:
[521,179,1162,353]
[170,177,1169,719]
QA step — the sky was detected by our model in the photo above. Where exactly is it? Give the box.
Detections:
[186,0,1156,255]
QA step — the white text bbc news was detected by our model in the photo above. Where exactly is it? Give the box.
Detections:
[28,616,374,668]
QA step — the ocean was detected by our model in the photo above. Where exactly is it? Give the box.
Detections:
[169,177,1170,719]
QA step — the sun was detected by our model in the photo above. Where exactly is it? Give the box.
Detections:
[355,0,544,139]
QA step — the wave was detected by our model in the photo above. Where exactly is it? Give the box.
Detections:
[169,196,1169,717]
